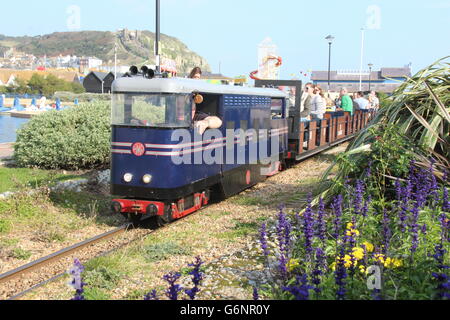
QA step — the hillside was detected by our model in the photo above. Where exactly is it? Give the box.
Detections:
[0,30,211,74]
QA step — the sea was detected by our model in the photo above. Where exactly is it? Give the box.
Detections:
[0,115,30,143]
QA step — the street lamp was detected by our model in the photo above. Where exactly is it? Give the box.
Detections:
[368,63,374,91]
[155,0,161,73]
[325,35,334,92]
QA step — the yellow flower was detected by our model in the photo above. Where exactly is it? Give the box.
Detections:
[352,247,365,260]
[359,265,368,275]
[330,262,337,271]
[346,229,360,237]
[339,255,357,268]
[362,242,374,253]
[393,259,403,268]
[287,258,300,272]
[345,222,360,237]
[374,253,385,264]
[384,257,403,269]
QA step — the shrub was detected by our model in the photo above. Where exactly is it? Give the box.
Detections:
[14,101,111,170]
[53,91,111,103]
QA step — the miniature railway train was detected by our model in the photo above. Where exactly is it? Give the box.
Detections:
[110,69,375,225]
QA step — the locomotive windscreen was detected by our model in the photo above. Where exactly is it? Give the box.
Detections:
[112,93,193,128]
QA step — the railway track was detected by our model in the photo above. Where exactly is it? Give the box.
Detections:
[0,224,135,300]
[0,209,203,300]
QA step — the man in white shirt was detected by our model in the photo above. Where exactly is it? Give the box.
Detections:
[354,91,370,110]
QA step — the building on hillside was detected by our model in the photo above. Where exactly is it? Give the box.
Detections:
[83,71,122,93]
[311,67,411,93]
[79,57,103,73]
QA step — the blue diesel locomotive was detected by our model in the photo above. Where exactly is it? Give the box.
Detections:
[110,70,374,225]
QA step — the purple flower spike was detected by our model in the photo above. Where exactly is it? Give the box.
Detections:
[443,187,450,213]
[353,180,365,215]
[163,272,183,300]
[68,259,86,301]
[144,290,158,300]
[253,287,259,301]
[410,203,420,254]
[362,195,371,217]
[303,194,315,259]
[331,195,343,239]
[312,248,325,294]
[282,274,313,300]
[276,208,292,277]
[317,198,326,241]
[382,209,391,254]
[335,247,348,300]
[185,257,204,300]
[432,243,450,299]
[259,223,270,257]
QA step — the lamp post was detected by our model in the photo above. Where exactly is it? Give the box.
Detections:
[155,0,161,73]
[368,63,373,91]
[325,35,334,92]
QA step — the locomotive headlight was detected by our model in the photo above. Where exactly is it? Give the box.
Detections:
[123,173,133,183]
[142,174,153,184]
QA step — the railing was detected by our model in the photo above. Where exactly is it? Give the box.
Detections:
[295,110,376,157]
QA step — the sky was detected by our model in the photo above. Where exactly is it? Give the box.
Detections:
[0,0,449,79]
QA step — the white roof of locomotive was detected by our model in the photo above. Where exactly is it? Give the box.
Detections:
[112,77,287,98]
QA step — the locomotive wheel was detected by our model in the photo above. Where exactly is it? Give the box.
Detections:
[156,204,174,227]
[129,213,142,228]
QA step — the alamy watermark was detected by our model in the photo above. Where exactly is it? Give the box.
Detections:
[366,265,382,290]
[169,128,282,167]
[67,5,81,31]
[366,5,382,30]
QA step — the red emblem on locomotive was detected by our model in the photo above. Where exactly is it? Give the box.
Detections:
[132,142,145,157]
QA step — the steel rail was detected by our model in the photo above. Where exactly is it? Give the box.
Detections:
[0,224,131,287]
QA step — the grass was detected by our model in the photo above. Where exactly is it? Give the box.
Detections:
[9,248,32,260]
[142,241,191,263]
[0,219,11,233]
[0,238,19,246]
[0,167,82,193]
[215,220,261,240]
[49,190,117,224]
[0,187,123,245]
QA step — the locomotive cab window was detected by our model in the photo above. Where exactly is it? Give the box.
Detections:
[112,93,192,128]
[271,98,285,119]
[193,94,221,121]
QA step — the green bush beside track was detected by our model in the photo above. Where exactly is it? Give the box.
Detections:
[14,101,111,170]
